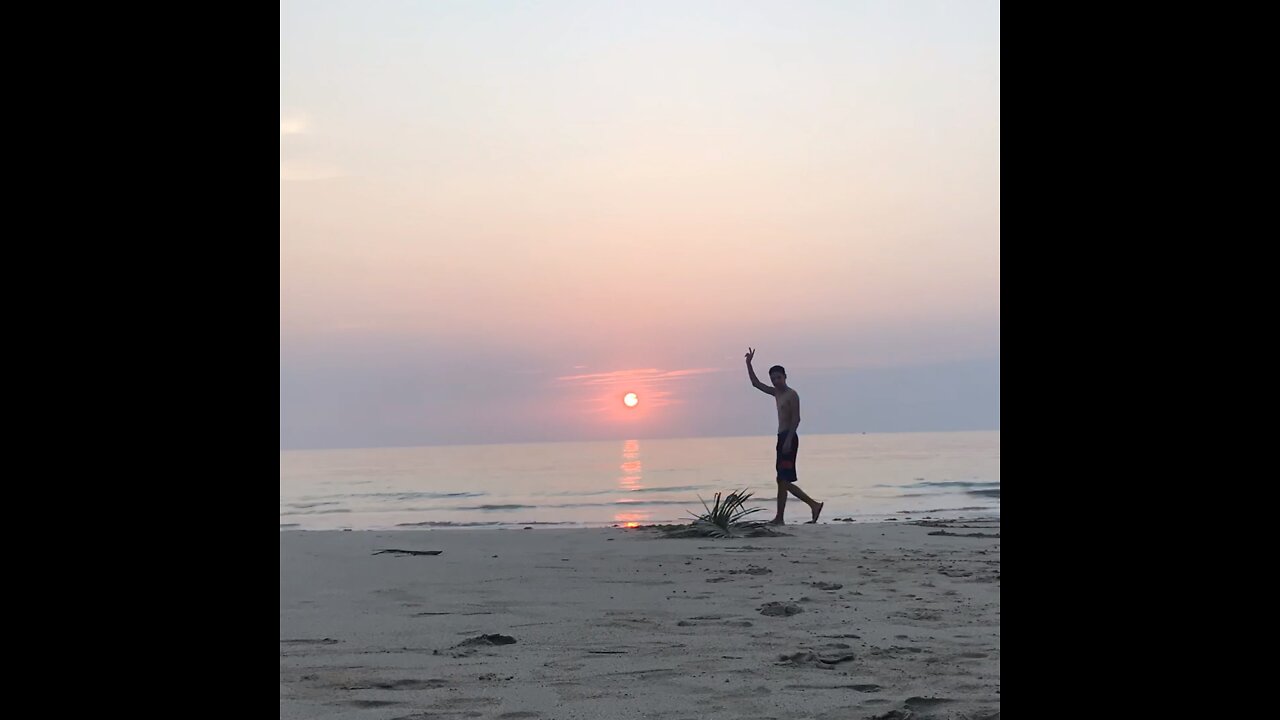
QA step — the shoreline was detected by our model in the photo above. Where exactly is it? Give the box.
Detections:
[280,510,1001,532]
[281,518,1000,718]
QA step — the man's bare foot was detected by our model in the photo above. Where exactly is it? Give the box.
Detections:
[768,518,786,526]
[805,502,824,524]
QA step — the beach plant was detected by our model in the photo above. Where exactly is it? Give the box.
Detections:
[687,489,767,538]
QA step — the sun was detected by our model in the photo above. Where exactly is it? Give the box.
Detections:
[623,392,639,408]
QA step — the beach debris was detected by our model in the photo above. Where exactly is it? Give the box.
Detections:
[904,697,956,711]
[458,634,516,647]
[372,549,443,556]
[678,617,754,627]
[867,711,915,720]
[759,601,804,617]
[436,633,517,657]
[414,611,493,617]
[729,565,772,575]
[776,650,856,668]
[927,531,1001,538]
[912,520,1001,529]
[808,581,843,591]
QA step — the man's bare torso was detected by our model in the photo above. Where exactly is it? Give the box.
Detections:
[775,388,799,433]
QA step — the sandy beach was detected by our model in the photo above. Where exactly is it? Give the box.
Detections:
[280,519,1000,720]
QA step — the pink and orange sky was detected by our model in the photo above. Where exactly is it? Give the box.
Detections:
[280,0,1000,449]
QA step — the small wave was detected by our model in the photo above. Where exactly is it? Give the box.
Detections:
[546,499,699,509]
[446,500,700,511]
[283,501,340,509]
[896,506,996,514]
[395,520,576,527]
[627,485,703,493]
[885,481,1000,500]
[299,491,486,501]
[518,521,575,525]
[397,520,502,527]
[280,508,351,516]
[880,481,1001,490]
[279,523,301,528]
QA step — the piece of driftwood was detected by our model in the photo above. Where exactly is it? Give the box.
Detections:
[373,549,443,556]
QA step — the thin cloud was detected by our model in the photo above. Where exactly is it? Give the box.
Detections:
[280,114,309,136]
[281,112,340,180]
[280,161,343,182]
[562,368,716,413]
[557,367,720,385]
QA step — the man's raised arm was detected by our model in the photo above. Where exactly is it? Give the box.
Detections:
[745,347,776,396]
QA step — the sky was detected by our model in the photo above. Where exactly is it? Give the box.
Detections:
[280,0,1000,450]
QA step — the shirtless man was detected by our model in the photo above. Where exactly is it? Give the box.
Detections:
[745,347,824,524]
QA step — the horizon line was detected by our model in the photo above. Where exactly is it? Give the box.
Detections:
[279,427,1000,453]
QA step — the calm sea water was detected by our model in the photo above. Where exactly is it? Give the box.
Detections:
[280,431,998,530]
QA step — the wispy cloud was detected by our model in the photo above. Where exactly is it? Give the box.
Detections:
[280,161,343,182]
[560,367,719,412]
[557,368,720,386]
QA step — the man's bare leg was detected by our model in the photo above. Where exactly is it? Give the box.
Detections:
[782,482,824,523]
[770,483,787,524]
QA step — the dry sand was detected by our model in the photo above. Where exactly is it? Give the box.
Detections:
[280,519,1000,719]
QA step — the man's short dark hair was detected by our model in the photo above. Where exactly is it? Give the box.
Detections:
[768,365,786,377]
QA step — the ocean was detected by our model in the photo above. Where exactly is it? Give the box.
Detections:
[280,431,998,530]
